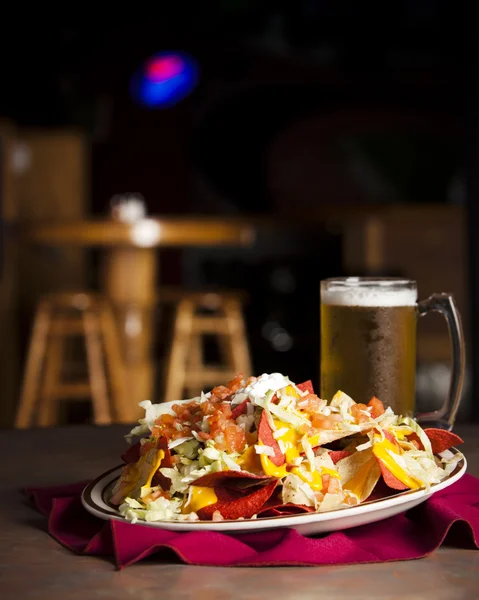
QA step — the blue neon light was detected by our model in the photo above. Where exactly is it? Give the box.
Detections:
[131,52,199,109]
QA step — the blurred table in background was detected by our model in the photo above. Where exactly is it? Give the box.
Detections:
[22,218,255,421]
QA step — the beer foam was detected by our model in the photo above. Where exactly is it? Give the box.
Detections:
[322,286,417,307]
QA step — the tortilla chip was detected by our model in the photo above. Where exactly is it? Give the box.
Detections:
[258,410,285,467]
[121,441,141,464]
[297,380,315,394]
[372,431,409,490]
[231,398,250,419]
[110,444,168,505]
[197,480,277,520]
[120,437,172,490]
[424,428,464,454]
[336,449,381,501]
[151,437,173,490]
[377,460,408,490]
[367,479,402,502]
[192,470,275,490]
[328,450,352,464]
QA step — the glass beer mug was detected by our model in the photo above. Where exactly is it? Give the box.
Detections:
[320,278,465,430]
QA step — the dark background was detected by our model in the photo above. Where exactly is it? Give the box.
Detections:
[0,1,473,397]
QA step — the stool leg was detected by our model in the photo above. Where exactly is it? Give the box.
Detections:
[83,310,112,425]
[99,304,131,423]
[15,301,52,428]
[163,299,194,402]
[222,299,252,377]
[38,322,65,427]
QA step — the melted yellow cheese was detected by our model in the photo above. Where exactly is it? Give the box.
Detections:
[273,420,301,463]
[290,465,340,492]
[185,486,218,513]
[322,467,341,479]
[391,427,413,440]
[237,445,261,472]
[343,457,377,497]
[280,385,301,398]
[142,449,165,490]
[260,453,288,478]
[373,437,422,489]
[290,467,323,491]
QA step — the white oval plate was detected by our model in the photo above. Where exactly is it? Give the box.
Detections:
[82,449,466,535]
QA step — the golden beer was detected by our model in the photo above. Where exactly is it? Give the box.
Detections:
[320,280,417,416]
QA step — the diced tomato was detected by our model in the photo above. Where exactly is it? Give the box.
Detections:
[226,373,246,391]
[210,385,233,401]
[160,413,175,425]
[224,423,246,453]
[297,393,322,413]
[368,396,385,418]
[321,473,330,491]
[351,403,371,424]
[328,477,341,494]
[310,413,341,429]
[147,375,252,454]
[200,401,216,417]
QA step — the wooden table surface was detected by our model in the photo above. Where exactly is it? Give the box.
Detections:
[1,424,478,600]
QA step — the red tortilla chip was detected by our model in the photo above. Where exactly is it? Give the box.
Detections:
[297,380,315,394]
[121,441,141,464]
[231,399,250,419]
[382,429,398,445]
[197,480,277,520]
[373,431,407,490]
[257,410,285,467]
[376,459,408,490]
[328,450,352,464]
[192,470,275,490]
[424,428,464,454]
[368,479,403,502]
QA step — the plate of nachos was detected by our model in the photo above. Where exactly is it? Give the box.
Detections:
[82,373,466,534]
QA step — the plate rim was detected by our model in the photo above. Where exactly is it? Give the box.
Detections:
[81,448,467,532]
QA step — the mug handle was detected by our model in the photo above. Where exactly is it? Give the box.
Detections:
[416,293,466,430]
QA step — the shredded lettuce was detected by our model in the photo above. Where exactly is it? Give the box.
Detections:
[255,444,275,457]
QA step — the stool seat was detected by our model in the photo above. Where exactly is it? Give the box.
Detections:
[15,292,130,428]
[162,290,252,400]
[159,287,248,307]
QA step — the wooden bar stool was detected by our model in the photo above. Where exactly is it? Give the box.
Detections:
[163,291,252,400]
[15,292,130,428]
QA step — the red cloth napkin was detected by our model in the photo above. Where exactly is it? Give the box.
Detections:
[26,475,479,569]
